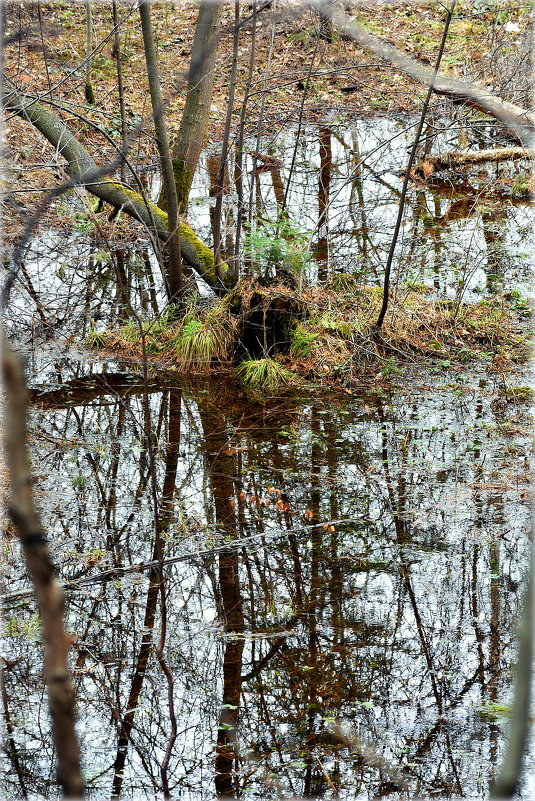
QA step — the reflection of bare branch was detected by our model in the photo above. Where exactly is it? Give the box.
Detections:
[1,338,84,798]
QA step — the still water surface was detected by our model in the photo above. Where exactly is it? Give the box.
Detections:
[2,117,534,799]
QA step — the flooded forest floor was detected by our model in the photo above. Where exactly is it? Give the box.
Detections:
[2,2,535,800]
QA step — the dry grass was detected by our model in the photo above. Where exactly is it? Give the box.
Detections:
[87,279,529,386]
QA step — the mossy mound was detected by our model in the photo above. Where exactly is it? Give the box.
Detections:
[86,278,529,386]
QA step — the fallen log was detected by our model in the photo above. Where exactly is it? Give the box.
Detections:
[310,0,535,147]
[412,146,534,179]
[3,87,229,289]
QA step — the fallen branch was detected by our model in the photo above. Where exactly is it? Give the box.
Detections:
[413,146,533,179]
[310,1,535,147]
[3,87,228,288]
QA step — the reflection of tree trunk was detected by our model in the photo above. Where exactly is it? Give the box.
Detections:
[302,409,323,797]
[2,680,28,798]
[488,539,501,767]
[216,556,245,797]
[114,248,130,316]
[198,403,245,797]
[160,390,182,520]
[112,392,182,798]
[374,397,465,795]
[271,166,286,211]
[111,559,160,798]
[481,208,508,288]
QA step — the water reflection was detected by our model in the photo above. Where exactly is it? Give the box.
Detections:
[3,114,534,799]
[3,366,532,798]
[4,118,533,351]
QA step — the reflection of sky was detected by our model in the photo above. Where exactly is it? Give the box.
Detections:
[3,117,534,800]
[6,118,533,355]
[186,118,534,299]
[3,370,533,799]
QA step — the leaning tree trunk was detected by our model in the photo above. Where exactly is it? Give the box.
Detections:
[3,88,229,289]
[159,0,224,213]
[310,0,535,146]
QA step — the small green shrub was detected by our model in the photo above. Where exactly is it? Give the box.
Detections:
[291,325,318,359]
[243,216,312,279]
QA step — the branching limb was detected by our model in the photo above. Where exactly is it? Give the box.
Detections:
[3,87,228,288]
[309,0,535,146]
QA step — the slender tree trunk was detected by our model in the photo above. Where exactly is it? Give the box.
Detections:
[160,0,224,213]
[375,1,456,329]
[111,0,127,182]
[213,0,240,284]
[85,0,95,103]
[2,340,85,799]
[233,0,257,279]
[138,0,182,302]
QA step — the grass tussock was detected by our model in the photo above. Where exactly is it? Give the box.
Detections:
[89,300,238,371]
[234,358,296,389]
[87,279,529,387]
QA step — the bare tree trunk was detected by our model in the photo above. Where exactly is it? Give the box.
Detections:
[311,0,535,146]
[160,0,224,213]
[84,0,95,104]
[111,0,127,182]
[138,0,182,302]
[375,0,456,330]
[2,339,84,798]
[213,0,240,285]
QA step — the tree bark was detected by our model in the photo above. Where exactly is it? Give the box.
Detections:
[311,0,535,146]
[84,0,95,104]
[2,338,84,798]
[138,0,182,301]
[160,0,224,213]
[3,87,228,288]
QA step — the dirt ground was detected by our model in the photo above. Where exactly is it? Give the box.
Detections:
[4,1,531,172]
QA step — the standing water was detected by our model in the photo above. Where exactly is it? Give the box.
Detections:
[3,118,534,799]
